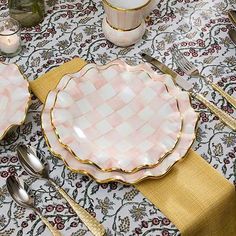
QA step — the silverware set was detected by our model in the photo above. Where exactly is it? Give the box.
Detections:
[228,10,236,45]
[7,144,106,236]
[171,47,236,109]
[141,9,236,131]
[141,52,236,131]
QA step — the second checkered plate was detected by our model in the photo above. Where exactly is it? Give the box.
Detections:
[51,60,182,173]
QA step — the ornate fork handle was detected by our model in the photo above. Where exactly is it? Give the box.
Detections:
[192,92,236,131]
[50,180,106,236]
[201,74,236,109]
[207,80,236,109]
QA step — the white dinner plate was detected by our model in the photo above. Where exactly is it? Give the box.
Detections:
[50,60,182,173]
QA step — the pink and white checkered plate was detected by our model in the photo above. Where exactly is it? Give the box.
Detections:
[0,63,30,140]
[50,60,183,173]
[42,61,198,184]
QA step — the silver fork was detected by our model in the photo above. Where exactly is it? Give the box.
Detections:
[171,47,236,109]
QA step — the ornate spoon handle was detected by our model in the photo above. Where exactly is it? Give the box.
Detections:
[36,211,62,236]
[50,181,106,236]
[193,93,236,131]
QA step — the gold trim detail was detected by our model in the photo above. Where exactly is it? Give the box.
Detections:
[49,61,183,173]
[106,18,142,32]
[102,0,152,12]
[0,63,31,141]
[41,61,199,184]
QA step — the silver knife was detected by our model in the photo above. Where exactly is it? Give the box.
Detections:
[141,53,236,131]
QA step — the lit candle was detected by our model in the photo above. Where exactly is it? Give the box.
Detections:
[0,18,22,57]
[0,30,21,54]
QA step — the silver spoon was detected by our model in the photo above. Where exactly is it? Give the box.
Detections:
[6,175,62,236]
[228,28,236,46]
[17,144,106,236]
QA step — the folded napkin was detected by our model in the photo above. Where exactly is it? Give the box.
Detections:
[30,58,236,236]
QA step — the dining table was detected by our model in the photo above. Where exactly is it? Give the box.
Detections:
[0,0,236,235]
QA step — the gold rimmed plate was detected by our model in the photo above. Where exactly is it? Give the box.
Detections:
[41,61,198,184]
[0,63,31,140]
[49,60,183,173]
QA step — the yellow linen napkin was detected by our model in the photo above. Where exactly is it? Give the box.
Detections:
[30,58,87,102]
[30,58,236,236]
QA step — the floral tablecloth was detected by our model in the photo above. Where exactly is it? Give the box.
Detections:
[0,0,235,235]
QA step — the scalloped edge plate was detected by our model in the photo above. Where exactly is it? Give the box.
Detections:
[41,61,198,184]
[50,60,183,173]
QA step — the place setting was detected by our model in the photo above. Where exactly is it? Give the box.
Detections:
[4,59,199,235]
[0,0,236,235]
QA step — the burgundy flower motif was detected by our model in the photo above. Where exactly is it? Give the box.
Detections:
[30,137,36,142]
[37,68,43,73]
[76,182,82,188]
[218,81,224,87]
[110,182,117,190]
[101,183,108,189]
[141,220,148,228]
[229,152,235,158]
[135,227,142,234]
[29,213,36,221]
[1,171,9,178]
[56,204,64,212]
[162,230,170,236]
[10,156,18,163]
[8,167,16,174]
[1,157,9,163]
[21,221,28,228]
[202,117,209,123]
[82,176,89,182]
[54,216,62,224]
[24,33,32,42]
[230,76,236,81]
[46,205,54,212]
[57,223,65,230]
[199,104,206,109]
[68,206,74,214]
[56,58,63,63]
[200,113,206,118]
[162,218,170,225]
[224,158,230,164]
[43,32,50,38]
[70,222,78,227]
[184,51,190,56]
[152,218,159,225]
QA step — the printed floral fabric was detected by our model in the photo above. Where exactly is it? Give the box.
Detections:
[0,0,235,235]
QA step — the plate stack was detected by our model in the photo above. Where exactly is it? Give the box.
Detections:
[41,60,198,184]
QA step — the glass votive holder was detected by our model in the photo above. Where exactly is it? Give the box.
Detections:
[0,18,22,57]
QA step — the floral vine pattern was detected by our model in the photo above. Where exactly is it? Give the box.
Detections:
[0,0,235,235]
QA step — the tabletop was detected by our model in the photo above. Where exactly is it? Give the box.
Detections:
[0,0,236,235]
